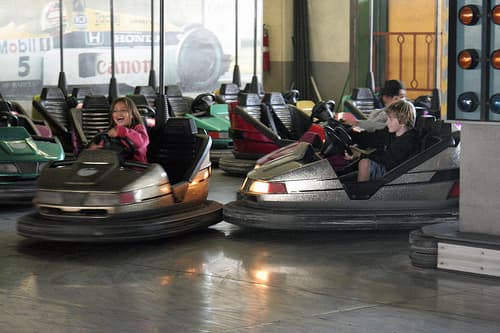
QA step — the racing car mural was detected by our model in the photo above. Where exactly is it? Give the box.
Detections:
[0,0,262,100]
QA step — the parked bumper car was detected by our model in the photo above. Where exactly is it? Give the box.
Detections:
[17,117,223,242]
[224,116,460,230]
[219,92,331,175]
[137,84,236,165]
[0,104,64,204]
[185,90,234,165]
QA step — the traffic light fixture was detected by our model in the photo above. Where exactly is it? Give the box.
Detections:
[448,1,500,122]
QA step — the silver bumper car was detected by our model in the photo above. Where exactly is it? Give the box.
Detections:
[17,118,223,242]
[224,117,460,230]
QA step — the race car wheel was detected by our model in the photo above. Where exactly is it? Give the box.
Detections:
[177,27,225,90]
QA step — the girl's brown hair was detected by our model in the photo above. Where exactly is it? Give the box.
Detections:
[108,96,143,129]
[385,100,416,129]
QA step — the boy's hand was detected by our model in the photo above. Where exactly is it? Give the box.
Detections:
[341,118,358,127]
[344,147,360,160]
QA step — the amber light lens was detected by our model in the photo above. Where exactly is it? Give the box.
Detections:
[459,5,480,25]
[491,50,500,69]
[458,49,480,69]
[492,5,500,25]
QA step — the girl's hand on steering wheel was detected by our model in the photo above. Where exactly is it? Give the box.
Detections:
[108,127,118,138]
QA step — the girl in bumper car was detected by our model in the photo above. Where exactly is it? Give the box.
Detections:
[89,97,150,163]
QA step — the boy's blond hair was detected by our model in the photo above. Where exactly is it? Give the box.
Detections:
[385,100,416,129]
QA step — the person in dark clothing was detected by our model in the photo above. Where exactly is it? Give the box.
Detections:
[342,79,408,132]
[344,100,419,182]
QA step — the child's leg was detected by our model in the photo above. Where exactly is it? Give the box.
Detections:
[357,158,370,182]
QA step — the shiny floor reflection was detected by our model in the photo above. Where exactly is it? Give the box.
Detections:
[1,169,499,332]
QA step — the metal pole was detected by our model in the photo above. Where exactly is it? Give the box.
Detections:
[148,0,156,88]
[252,0,257,77]
[367,0,375,91]
[57,0,67,95]
[108,0,118,102]
[235,0,239,66]
[232,0,241,87]
[59,0,64,74]
[159,0,164,90]
[249,0,259,94]
[155,0,170,125]
[434,0,441,89]
[430,0,442,115]
[110,0,115,81]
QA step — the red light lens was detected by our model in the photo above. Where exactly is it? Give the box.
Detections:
[448,181,460,198]
[491,50,500,69]
[459,5,480,25]
[458,49,480,69]
[267,182,287,194]
[207,131,220,139]
[119,192,136,204]
[492,5,500,25]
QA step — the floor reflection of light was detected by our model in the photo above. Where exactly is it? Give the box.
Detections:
[160,275,171,286]
[19,273,38,294]
[186,267,197,274]
[255,270,269,283]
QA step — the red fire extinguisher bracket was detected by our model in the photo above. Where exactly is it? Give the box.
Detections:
[263,24,270,72]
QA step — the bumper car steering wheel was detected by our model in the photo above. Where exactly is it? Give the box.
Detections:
[311,100,335,123]
[0,110,19,127]
[92,133,137,160]
[321,122,353,157]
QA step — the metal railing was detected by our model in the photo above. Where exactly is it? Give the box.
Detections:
[373,31,440,97]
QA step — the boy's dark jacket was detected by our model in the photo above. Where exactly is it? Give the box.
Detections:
[352,128,419,170]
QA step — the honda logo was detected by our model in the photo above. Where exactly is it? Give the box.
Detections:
[86,32,104,46]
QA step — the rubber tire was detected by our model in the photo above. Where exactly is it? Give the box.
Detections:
[409,251,437,268]
[409,229,438,268]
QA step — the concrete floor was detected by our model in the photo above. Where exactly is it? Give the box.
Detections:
[1,168,500,333]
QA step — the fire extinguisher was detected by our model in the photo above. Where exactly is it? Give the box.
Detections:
[263,24,270,72]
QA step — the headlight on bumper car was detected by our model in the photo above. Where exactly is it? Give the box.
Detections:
[243,178,288,194]
[189,169,211,186]
[0,163,19,174]
[36,191,64,205]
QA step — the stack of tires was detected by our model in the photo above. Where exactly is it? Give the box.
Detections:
[409,229,438,268]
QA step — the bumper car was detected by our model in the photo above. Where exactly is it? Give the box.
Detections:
[0,102,64,204]
[185,90,233,165]
[224,116,460,230]
[219,92,330,176]
[32,86,78,156]
[17,117,223,242]
[136,84,235,165]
